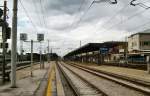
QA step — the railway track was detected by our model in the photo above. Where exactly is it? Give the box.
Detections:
[61,61,150,96]
[57,62,107,96]
[66,62,150,95]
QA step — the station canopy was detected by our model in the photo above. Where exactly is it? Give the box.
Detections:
[64,41,126,57]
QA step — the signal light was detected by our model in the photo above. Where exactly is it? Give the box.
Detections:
[0,8,3,18]
[6,27,11,39]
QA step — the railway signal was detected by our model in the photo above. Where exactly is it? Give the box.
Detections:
[0,8,3,18]
[6,26,11,40]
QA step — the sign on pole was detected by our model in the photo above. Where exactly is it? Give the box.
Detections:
[20,33,27,41]
[37,34,44,41]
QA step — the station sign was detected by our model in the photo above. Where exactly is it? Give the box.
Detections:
[20,33,27,41]
[37,34,44,41]
[99,47,109,54]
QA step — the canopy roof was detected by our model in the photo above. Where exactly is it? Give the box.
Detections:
[64,41,126,57]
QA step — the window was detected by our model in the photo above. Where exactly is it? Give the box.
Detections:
[141,41,150,46]
[144,42,148,45]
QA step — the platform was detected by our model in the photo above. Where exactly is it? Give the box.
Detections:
[71,62,150,83]
[0,62,51,96]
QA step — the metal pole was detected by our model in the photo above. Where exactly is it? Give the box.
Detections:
[50,48,52,61]
[31,40,33,77]
[125,36,128,65]
[47,40,50,63]
[147,56,150,74]
[2,0,7,83]
[20,40,23,61]
[39,41,42,68]
[11,0,18,87]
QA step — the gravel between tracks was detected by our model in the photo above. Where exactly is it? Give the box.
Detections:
[59,63,103,96]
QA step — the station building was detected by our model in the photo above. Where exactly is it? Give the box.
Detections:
[128,32,150,63]
[64,41,127,65]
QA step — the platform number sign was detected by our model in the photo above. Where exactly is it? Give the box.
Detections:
[99,48,109,55]
[37,34,44,41]
[20,33,27,41]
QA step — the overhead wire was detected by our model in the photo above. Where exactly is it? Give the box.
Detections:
[19,0,38,34]
[31,0,43,27]
[128,18,150,32]
[71,0,96,30]
[69,0,86,30]
[40,0,47,29]
[103,8,148,33]
[100,3,130,28]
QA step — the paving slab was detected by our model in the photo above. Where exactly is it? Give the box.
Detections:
[0,62,52,96]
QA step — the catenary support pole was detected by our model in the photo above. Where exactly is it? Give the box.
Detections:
[47,40,50,63]
[31,40,33,77]
[39,41,42,68]
[2,0,7,83]
[11,0,18,87]
[20,40,23,61]
[147,56,150,74]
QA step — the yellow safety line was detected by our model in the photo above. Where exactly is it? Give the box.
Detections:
[45,64,56,96]
[46,65,55,96]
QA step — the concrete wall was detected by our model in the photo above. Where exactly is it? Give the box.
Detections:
[128,34,139,52]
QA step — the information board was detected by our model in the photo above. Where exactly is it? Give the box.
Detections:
[20,33,27,41]
[37,34,44,41]
[99,47,109,54]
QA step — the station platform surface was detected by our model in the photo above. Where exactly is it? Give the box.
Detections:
[70,62,150,83]
[0,62,52,96]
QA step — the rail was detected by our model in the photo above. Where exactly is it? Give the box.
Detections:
[65,62,150,95]
[57,62,107,96]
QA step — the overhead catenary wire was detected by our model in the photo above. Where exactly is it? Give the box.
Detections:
[128,18,150,32]
[40,0,47,29]
[71,0,96,30]
[100,4,130,28]
[19,0,38,34]
[69,0,86,30]
[31,0,43,27]
[103,8,148,33]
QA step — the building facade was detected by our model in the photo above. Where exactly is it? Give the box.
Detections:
[128,33,150,53]
[128,32,150,63]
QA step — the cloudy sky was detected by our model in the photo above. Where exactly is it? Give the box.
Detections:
[0,0,150,56]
